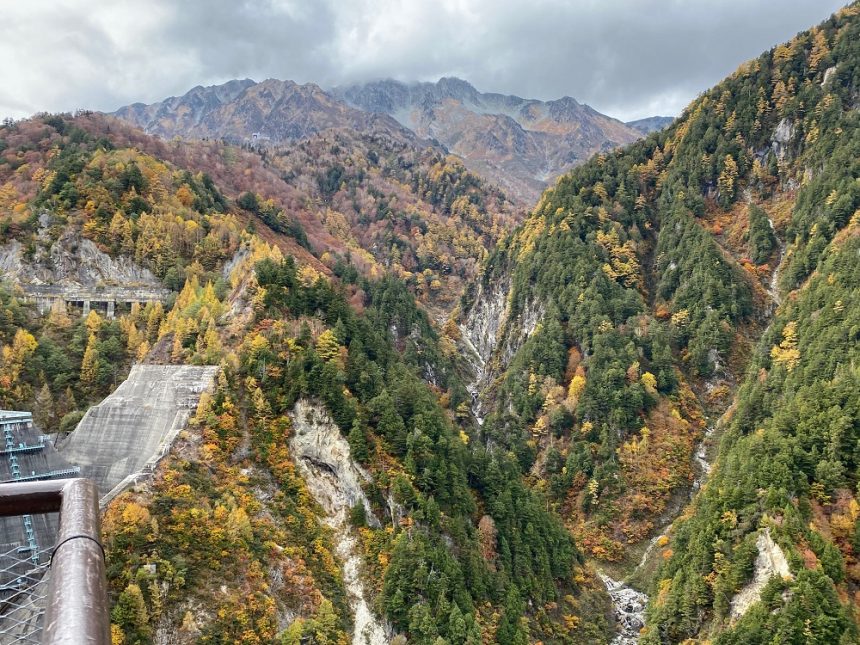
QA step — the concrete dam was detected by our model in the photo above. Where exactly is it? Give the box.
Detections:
[0,366,217,640]
[58,364,219,503]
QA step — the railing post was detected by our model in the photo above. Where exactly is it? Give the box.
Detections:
[0,478,110,644]
[43,478,110,645]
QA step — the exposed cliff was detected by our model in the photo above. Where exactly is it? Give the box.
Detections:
[0,221,162,289]
[729,529,793,622]
[288,399,390,645]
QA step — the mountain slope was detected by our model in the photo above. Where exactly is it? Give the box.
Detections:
[334,77,644,204]
[114,77,649,206]
[4,111,519,312]
[0,112,612,643]
[460,3,860,643]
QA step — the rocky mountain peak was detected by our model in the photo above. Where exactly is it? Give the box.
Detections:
[113,75,659,204]
[434,76,481,102]
[332,77,643,203]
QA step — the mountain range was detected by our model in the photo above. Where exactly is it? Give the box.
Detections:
[114,77,669,204]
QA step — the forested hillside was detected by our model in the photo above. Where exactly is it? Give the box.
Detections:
[462,3,860,642]
[0,113,609,642]
[1,112,518,316]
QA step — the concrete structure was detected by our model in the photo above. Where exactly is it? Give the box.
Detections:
[58,365,219,503]
[20,285,171,319]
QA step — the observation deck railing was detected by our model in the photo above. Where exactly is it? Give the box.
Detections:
[0,479,109,644]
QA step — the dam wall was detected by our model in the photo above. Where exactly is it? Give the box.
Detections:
[58,364,219,502]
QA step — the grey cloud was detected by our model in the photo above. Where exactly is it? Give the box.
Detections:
[0,0,847,121]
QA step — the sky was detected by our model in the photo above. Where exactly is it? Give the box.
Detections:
[0,0,847,122]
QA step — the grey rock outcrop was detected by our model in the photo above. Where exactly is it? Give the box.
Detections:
[729,528,793,621]
[0,227,162,289]
[459,277,544,422]
[771,118,795,161]
[288,399,389,645]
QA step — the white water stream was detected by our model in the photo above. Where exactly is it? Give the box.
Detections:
[599,573,649,645]
[766,218,785,307]
[601,423,716,643]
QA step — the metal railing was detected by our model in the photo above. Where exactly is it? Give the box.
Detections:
[0,479,109,645]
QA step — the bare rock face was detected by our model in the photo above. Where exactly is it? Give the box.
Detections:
[729,528,793,621]
[460,282,510,381]
[459,278,515,423]
[459,277,544,422]
[771,118,795,161]
[113,79,414,149]
[288,399,390,645]
[289,399,377,523]
[0,226,161,288]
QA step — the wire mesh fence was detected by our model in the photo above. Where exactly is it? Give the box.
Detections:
[0,538,53,644]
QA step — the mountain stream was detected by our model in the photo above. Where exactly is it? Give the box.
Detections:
[600,423,716,643]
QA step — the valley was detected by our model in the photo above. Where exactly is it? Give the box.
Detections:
[0,3,858,644]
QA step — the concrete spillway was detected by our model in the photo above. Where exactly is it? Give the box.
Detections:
[59,364,218,502]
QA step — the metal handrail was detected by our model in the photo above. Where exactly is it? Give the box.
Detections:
[0,479,109,644]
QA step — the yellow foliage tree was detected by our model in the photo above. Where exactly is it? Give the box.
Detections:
[316,329,341,363]
[2,329,38,381]
[770,321,800,372]
[85,309,103,336]
[567,373,586,404]
[80,334,100,390]
[809,28,830,70]
[641,371,657,392]
[717,155,738,204]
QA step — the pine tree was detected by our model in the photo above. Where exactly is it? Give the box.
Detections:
[251,387,271,421]
[111,583,150,644]
[85,309,103,336]
[126,323,142,358]
[717,154,738,207]
[316,329,341,363]
[136,340,150,363]
[170,332,185,363]
[146,302,164,342]
[60,386,77,417]
[197,320,220,360]
[348,418,369,463]
[46,299,72,329]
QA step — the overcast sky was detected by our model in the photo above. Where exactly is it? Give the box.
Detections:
[0,0,847,122]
